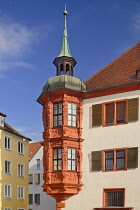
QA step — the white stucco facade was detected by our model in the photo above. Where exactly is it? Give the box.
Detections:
[29,145,56,210]
[65,90,140,210]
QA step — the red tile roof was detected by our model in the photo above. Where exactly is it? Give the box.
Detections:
[29,141,42,159]
[84,42,140,92]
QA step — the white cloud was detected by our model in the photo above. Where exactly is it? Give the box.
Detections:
[0,15,47,76]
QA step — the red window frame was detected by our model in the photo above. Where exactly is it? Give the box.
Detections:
[103,99,127,127]
[102,148,126,172]
[103,188,125,207]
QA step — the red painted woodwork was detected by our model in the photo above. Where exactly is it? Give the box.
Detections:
[39,89,84,209]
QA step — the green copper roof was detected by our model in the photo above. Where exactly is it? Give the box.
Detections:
[42,75,86,93]
[58,5,72,57]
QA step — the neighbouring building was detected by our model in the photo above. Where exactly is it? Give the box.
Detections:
[29,141,56,210]
[37,6,140,210]
[0,112,31,210]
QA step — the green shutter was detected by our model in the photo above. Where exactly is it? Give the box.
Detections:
[128,98,139,122]
[92,104,102,127]
[91,151,102,171]
[127,147,138,169]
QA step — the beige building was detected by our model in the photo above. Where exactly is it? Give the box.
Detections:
[0,112,31,210]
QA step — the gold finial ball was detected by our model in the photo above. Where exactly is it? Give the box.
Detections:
[63,10,68,15]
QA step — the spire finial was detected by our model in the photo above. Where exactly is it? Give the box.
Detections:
[58,5,72,57]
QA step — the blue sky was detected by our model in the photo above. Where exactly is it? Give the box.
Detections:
[0,0,140,142]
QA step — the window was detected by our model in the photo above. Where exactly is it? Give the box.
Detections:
[18,164,24,177]
[91,147,138,172]
[5,160,11,174]
[18,141,24,155]
[29,174,33,184]
[0,116,4,126]
[104,149,126,171]
[67,148,76,171]
[5,136,11,150]
[105,101,126,126]
[92,98,139,127]
[4,208,12,210]
[34,194,40,205]
[18,186,24,200]
[68,103,77,127]
[36,159,40,170]
[53,148,62,171]
[104,189,125,207]
[4,184,12,198]
[34,174,40,184]
[53,103,62,126]
[29,194,33,205]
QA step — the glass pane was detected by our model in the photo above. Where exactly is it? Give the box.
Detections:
[72,121,76,127]
[72,103,76,110]
[68,149,71,154]
[68,153,71,159]
[72,116,76,122]
[106,103,114,125]
[53,160,57,166]
[68,103,71,109]
[53,154,57,159]
[53,165,57,170]
[72,109,76,115]
[106,159,113,170]
[68,160,71,166]
[116,102,125,124]
[68,115,72,121]
[68,108,72,114]
[68,165,71,170]
[58,115,62,120]
[59,103,62,109]
[54,109,57,115]
[106,151,113,158]
[58,153,62,159]
[58,120,62,126]
[117,158,124,170]
[54,104,57,110]
[117,150,124,158]
[68,120,72,126]
[72,165,76,171]
[58,108,62,114]
[72,160,75,166]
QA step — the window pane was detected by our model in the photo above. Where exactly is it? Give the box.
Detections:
[117,150,124,158]
[106,103,114,125]
[72,165,76,171]
[106,159,113,170]
[106,152,113,159]
[116,102,125,124]
[117,158,124,170]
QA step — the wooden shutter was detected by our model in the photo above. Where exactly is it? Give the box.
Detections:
[128,98,139,122]
[92,104,102,127]
[91,151,102,171]
[127,147,138,169]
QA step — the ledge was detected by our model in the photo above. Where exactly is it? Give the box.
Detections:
[94,207,133,210]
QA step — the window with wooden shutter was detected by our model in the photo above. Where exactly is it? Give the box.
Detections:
[91,151,102,171]
[34,173,40,184]
[127,147,138,169]
[128,98,139,122]
[92,104,102,127]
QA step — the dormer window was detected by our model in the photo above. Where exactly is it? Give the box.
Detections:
[136,69,140,80]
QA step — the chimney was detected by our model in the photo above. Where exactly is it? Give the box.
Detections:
[0,112,7,127]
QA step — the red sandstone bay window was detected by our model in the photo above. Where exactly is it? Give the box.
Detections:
[104,189,125,207]
[91,147,138,172]
[92,98,139,127]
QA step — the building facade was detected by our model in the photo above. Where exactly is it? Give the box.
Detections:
[0,112,31,210]
[37,6,140,210]
[29,141,56,210]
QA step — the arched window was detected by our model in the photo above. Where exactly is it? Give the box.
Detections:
[60,64,64,75]
[66,64,69,75]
